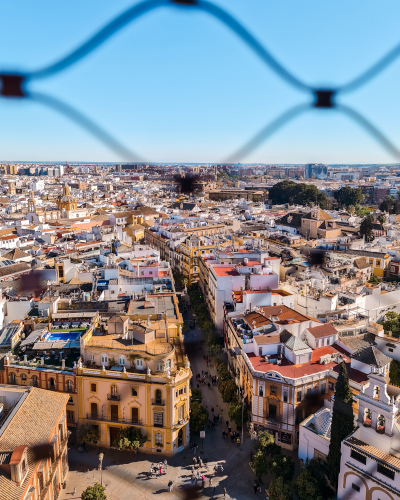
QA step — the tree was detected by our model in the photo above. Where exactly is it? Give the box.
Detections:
[378,212,386,226]
[228,401,248,427]
[381,311,400,338]
[327,362,355,489]
[268,180,327,209]
[269,453,295,481]
[294,469,321,500]
[355,205,371,217]
[368,276,381,285]
[258,431,279,456]
[250,450,269,481]
[190,401,208,432]
[359,213,374,242]
[389,360,400,386]
[268,476,292,500]
[78,424,100,445]
[347,205,355,215]
[334,186,362,208]
[113,426,147,452]
[219,379,238,402]
[81,483,106,500]
[191,387,202,403]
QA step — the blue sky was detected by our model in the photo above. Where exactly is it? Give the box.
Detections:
[1,0,400,163]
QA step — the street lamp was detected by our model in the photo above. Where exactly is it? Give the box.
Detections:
[98,453,104,486]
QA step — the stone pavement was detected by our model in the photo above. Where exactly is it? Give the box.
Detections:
[59,294,263,500]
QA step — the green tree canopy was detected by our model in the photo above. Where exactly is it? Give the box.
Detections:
[78,424,100,445]
[250,450,269,481]
[334,186,362,208]
[359,213,374,242]
[268,180,327,209]
[191,387,202,403]
[269,453,295,481]
[219,379,238,403]
[268,476,292,500]
[190,401,208,432]
[113,426,147,452]
[81,483,107,500]
[228,401,248,427]
[381,311,400,338]
[327,362,355,488]
[258,431,281,457]
[294,469,321,500]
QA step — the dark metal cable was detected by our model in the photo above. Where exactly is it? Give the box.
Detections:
[29,91,143,161]
[1,0,400,161]
[25,0,312,94]
[223,103,312,163]
[27,0,168,80]
[195,0,312,93]
[337,104,400,160]
[338,40,400,95]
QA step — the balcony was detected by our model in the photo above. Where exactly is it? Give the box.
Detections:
[107,394,120,401]
[65,386,74,393]
[86,413,142,425]
[152,399,166,406]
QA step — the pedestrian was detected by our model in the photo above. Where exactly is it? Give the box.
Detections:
[223,487,227,498]
[226,420,229,428]
[208,382,210,389]
[237,437,241,448]
[159,464,162,475]
[197,383,199,389]
[211,406,214,413]
[164,459,167,470]
[222,430,225,440]
[254,481,258,494]
[73,487,76,495]
[228,425,231,433]
[193,456,197,465]
[219,414,222,423]
[197,470,201,482]
[202,475,205,488]
[168,480,173,492]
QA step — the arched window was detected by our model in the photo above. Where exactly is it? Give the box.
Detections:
[48,378,56,391]
[374,386,380,400]
[31,375,38,387]
[363,408,371,427]
[9,372,16,384]
[155,389,162,405]
[156,360,164,372]
[101,354,108,365]
[259,386,264,397]
[111,384,118,396]
[66,380,73,393]
[377,414,385,434]
[136,358,143,370]
[21,374,27,381]
[119,356,125,366]
[165,359,171,370]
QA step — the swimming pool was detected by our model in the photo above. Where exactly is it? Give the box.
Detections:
[46,331,83,342]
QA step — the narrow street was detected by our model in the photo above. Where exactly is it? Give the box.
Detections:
[59,294,259,500]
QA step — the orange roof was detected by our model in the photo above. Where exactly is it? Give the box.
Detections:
[213,266,240,277]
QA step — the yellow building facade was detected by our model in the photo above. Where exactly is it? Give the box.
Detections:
[77,325,191,455]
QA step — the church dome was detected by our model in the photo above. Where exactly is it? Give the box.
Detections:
[314,407,332,437]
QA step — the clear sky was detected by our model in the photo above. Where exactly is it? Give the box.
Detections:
[1,0,400,164]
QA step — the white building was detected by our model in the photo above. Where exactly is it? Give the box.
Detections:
[298,400,332,462]
[338,372,400,500]
[28,180,45,192]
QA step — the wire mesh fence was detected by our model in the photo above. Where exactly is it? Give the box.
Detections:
[1,0,400,161]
